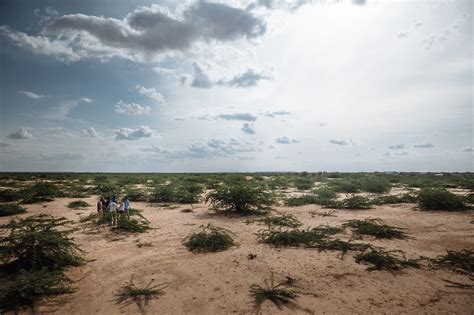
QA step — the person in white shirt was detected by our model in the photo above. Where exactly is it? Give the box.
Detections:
[108,201,118,225]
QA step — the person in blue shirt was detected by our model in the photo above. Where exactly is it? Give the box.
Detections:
[124,196,130,218]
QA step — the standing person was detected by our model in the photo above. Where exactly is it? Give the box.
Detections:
[97,197,104,218]
[105,196,111,209]
[117,199,125,215]
[124,196,130,218]
[108,199,118,226]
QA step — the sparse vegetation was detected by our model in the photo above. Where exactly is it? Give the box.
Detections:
[418,188,467,211]
[0,214,83,312]
[259,213,302,228]
[0,189,22,202]
[372,193,418,205]
[326,195,372,209]
[80,209,150,233]
[250,274,299,310]
[257,225,342,247]
[433,250,473,275]
[343,219,407,239]
[20,182,62,204]
[205,182,274,215]
[183,223,236,252]
[355,249,419,271]
[67,200,90,209]
[0,204,26,217]
[115,277,167,310]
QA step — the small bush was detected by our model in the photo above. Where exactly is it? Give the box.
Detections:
[205,182,274,215]
[125,188,149,202]
[115,277,167,309]
[315,239,371,257]
[325,195,371,209]
[293,178,314,190]
[250,274,299,310]
[67,200,90,209]
[0,268,73,312]
[313,187,338,203]
[94,182,121,198]
[21,182,62,204]
[418,188,466,211]
[80,209,150,233]
[328,180,359,193]
[0,214,83,272]
[0,204,26,217]
[433,250,473,275]
[259,214,302,228]
[372,193,418,205]
[355,249,419,271]
[257,225,342,247]
[359,176,391,194]
[285,195,318,207]
[343,219,407,239]
[115,214,150,233]
[0,189,22,202]
[150,183,201,204]
[183,224,235,252]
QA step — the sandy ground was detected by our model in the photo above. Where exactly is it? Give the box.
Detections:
[1,197,473,315]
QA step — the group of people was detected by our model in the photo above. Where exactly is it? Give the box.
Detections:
[97,196,130,224]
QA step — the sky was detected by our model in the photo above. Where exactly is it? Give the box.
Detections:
[0,0,472,172]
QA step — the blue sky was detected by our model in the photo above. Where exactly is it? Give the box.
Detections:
[0,0,472,172]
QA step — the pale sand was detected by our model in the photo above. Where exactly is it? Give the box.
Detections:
[2,197,473,314]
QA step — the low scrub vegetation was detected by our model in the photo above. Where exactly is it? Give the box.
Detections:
[205,182,274,215]
[433,250,473,275]
[67,200,90,209]
[0,204,26,217]
[150,183,202,204]
[257,225,342,247]
[259,213,302,228]
[343,219,407,239]
[20,182,62,204]
[0,189,22,202]
[183,223,236,252]
[115,277,167,310]
[372,193,418,205]
[326,195,372,210]
[418,188,467,211]
[0,214,83,312]
[80,209,150,233]
[250,274,299,310]
[355,249,419,271]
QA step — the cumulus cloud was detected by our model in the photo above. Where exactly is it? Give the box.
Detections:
[80,127,98,138]
[190,63,214,88]
[276,136,299,144]
[1,2,266,63]
[18,90,44,99]
[395,151,409,156]
[329,139,348,145]
[115,100,151,115]
[7,128,32,139]
[413,142,434,148]
[217,113,257,121]
[260,110,291,118]
[135,86,166,104]
[241,123,255,134]
[191,63,270,89]
[80,97,93,103]
[217,69,270,88]
[388,144,404,149]
[115,126,154,140]
[461,146,473,152]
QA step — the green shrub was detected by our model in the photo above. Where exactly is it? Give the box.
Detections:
[313,187,338,203]
[205,182,274,215]
[0,189,22,202]
[0,204,26,217]
[67,200,90,209]
[150,183,201,204]
[125,188,149,202]
[0,268,73,312]
[183,224,235,252]
[250,274,299,310]
[21,182,62,204]
[372,193,418,205]
[433,250,473,275]
[359,176,391,193]
[257,225,342,247]
[115,277,167,309]
[418,188,467,211]
[259,214,302,228]
[94,182,121,198]
[0,214,83,272]
[293,178,314,190]
[325,195,371,209]
[328,180,359,193]
[285,195,319,207]
[150,185,176,202]
[115,214,150,233]
[355,249,419,271]
[343,219,407,239]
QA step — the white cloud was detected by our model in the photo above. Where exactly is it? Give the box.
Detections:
[413,142,434,148]
[261,110,291,118]
[7,128,32,139]
[388,144,404,149]
[80,97,94,103]
[135,86,166,104]
[461,146,473,152]
[217,113,257,122]
[80,127,98,138]
[395,151,409,156]
[241,123,255,134]
[276,136,299,144]
[329,140,348,145]
[18,90,45,99]
[115,100,151,115]
[115,126,154,140]
[191,63,270,89]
